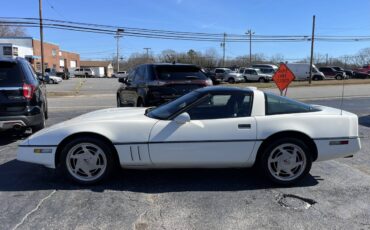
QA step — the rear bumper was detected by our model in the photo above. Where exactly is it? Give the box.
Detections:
[315,137,361,161]
[0,113,43,131]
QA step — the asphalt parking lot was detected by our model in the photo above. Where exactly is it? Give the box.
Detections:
[1,78,370,229]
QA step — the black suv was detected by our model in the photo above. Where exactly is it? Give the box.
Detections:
[117,63,212,107]
[0,58,48,133]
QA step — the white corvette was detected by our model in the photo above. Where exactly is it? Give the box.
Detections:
[17,87,361,185]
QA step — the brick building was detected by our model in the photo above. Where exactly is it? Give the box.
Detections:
[0,37,80,72]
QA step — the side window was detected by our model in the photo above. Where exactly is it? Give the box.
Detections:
[186,93,252,120]
[265,93,314,115]
[135,66,145,82]
[21,62,38,85]
[215,69,224,73]
[252,70,258,75]
[127,69,136,82]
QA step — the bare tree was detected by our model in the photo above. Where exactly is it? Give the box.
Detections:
[0,25,27,37]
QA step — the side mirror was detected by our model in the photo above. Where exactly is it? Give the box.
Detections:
[174,112,190,124]
[118,77,129,84]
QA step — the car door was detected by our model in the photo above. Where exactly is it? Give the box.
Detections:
[148,92,257,167]
[119,69,137,106]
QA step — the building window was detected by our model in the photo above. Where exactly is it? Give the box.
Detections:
[3,46,12,55]
[12,47,18,57]
[52,49,57,57]
[36,62,41,72]
[59,51,62,56]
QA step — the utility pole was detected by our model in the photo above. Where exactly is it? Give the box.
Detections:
[246,29,255,66]
[38,0,45,77]
[309,15,316,84]
[143,47,151,61]
[115,28,124,73]
[220,33,226,67]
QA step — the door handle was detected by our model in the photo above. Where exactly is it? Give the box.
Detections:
[238,124,251,129]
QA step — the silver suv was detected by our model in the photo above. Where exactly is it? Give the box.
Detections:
[73,68,95,77]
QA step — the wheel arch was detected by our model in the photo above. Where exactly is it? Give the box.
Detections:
[255,130,318,163]
[55,132,120,168]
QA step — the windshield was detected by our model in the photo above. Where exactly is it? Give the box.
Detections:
[254,69,263,74]
[147,91,201,119]
[155,65,207,80]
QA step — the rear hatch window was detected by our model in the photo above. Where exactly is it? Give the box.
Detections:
[155,65,207,81]
[0,61,23,86]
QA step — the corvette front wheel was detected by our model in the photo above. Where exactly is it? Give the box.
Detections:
[260,138,312,185]
[60,137,116,184]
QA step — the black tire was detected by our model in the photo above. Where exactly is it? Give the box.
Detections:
[259,137,312,185]
[228,78,235,84]
[258,77,265,83]
[32,110,45,133]
[117,96,122,107]
[59,137,117,185]
[85,73,89,78]
[312,76,319,81]
[49,79,55,84]
[335,75,343,80]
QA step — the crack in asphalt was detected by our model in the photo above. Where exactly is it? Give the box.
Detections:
[11,190,57,230]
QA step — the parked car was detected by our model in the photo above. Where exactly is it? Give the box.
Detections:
[344,69,354,78]
[252,64,278,76]
[202,69,220,85]
[74,68,95,78]
[0,57,48,133]
[17,86,361,185]
[240,68,272,82]
[47,75,63,84]
[112,71,127,78]
[318,67,347,80]
[353,65,370,79]
[286,63,325,81]
[213,68,244,83]
[117,63,213,107]
[213,68,232,82]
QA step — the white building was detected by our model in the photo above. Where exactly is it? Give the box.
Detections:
[0,37,35,60]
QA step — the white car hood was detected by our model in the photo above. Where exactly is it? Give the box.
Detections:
[31,107,148,137]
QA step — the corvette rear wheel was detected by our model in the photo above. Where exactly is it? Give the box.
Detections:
[260,138,312,185]
[60,137,115,184]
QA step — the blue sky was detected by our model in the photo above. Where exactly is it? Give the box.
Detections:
[2,0,370,60]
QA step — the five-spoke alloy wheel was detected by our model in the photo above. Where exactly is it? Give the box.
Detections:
[60,137,116,184]
[260,138,312,185]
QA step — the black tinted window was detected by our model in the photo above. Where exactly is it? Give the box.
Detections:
[0,61,23,86]
[136,66,145,81]
[187,93,252,120]
[155,65,207,81]
[265,93,317,115]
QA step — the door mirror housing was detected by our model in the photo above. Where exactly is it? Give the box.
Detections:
[174,112,190,124]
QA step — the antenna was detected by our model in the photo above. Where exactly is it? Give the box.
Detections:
[340,74,345,115]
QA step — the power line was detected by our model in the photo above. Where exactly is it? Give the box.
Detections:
[1,17,370,43]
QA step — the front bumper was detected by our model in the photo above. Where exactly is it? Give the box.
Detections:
[17,145,57,168]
